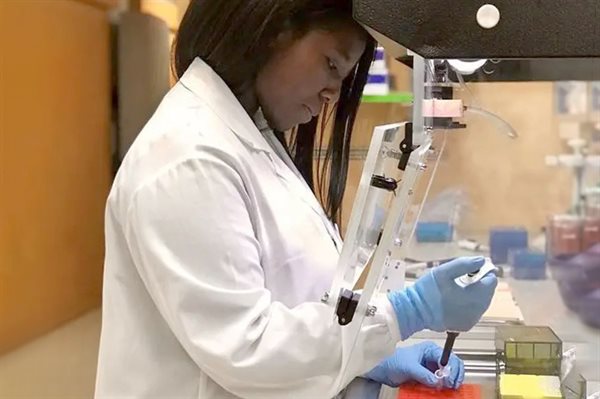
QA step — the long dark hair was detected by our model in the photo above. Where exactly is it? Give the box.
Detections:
[174,0,375,225]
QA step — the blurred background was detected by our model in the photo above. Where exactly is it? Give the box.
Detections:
[0,0,185,397]
[0,0,598,398]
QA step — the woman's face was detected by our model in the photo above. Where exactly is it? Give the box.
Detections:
[255,23,367,131]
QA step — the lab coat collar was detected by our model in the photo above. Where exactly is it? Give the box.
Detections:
[179,57,274,154]
[180,58,343,252]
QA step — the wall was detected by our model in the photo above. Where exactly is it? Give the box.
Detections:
[428,82,572,236]
[141,0,180,31]
[0,0,114,353]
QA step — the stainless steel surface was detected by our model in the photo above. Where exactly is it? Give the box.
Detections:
[463,360,497,373]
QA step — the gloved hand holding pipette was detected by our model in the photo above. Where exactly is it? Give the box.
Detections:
[387,256,498,339]
[371,257,495,390]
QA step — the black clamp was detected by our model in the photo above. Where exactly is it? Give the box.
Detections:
[399,122,417,171]
[336,288,361,326]
[370,175,398,192]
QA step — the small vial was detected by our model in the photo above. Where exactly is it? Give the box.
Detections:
[434,365,451,388]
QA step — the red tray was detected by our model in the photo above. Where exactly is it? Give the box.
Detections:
[397,383,482,399]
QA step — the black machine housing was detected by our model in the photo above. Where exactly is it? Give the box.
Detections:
[353,1,600,81]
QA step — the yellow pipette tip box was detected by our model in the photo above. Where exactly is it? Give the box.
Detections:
[500,374,562,399]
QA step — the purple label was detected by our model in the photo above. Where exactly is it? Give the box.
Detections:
[367,74,388,84]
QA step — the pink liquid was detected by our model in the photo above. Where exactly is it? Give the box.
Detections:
[583,217,600,250]
[548,216,582,257]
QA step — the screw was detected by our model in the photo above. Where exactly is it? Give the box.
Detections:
[321,292,330,303]
[419,163,427,171]
[366,305,378,317]
[408,189,414,195]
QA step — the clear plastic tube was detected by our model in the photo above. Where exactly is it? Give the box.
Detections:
[434,365,452,388]
[451,63,518,139]
[464,105,519,139]
[453,66,482,108]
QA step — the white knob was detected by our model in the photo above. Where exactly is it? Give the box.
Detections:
[477,4,501,29]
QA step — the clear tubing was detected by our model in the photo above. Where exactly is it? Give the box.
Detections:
[465,105,519,139]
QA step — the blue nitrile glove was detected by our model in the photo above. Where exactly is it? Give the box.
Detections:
[388,257,497,339]
[365,342,465,389]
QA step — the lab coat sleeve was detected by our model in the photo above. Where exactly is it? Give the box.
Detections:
[339,378,382,399]
[123,152,400,399]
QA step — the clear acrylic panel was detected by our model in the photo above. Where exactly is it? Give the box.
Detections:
[327,55,461,386]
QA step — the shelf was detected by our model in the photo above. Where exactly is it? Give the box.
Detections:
[361,91,413,104]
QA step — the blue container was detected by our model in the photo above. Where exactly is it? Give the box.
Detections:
[510,249,547,280]
[513,267,546,280]
[489,227,528,264]
[510,249,546,268]
[415,222,454,243]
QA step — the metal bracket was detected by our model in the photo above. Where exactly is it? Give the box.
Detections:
[370,175,398,192]
[335,289,361,326]
[399,122,417,171]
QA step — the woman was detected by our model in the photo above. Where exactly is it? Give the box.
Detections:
[95,1,497,398]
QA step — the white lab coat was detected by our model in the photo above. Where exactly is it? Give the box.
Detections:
[95,57,400,399]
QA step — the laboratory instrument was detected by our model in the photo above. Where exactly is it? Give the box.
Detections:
[322,0,600,396]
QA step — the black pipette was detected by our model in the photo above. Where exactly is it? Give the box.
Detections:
[439,331,459,367]
[439,264,485,368]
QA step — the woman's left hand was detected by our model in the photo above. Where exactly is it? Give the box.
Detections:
[364,341,465,389]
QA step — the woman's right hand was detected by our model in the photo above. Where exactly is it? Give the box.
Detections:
[387,257,498,339]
